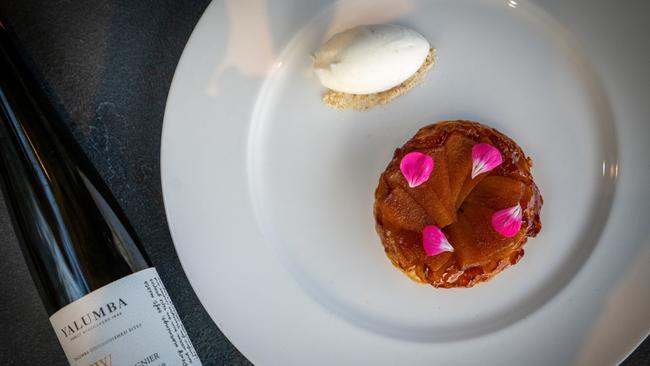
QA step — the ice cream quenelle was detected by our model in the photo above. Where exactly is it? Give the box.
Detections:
[312,24,436,109]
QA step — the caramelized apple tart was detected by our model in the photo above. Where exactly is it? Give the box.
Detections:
[374,121,542,288]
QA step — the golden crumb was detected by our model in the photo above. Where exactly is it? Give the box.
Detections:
[322,48,436,110]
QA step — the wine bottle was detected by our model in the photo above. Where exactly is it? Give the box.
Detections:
[0,23,202,366]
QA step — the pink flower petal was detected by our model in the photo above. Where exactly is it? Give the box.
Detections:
[422,225,454,256]
[471,143,503,179]
[400,152,434,188]
[491,204,523,237]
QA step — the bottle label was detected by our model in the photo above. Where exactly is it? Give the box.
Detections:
[49,268,202,366]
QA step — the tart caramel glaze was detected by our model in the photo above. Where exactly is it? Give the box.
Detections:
[374,121,542,288]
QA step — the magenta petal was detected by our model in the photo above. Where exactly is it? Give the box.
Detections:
[471,143,503,179]
[491,204,523,237]
[422,225,454,256]
[400,152,434,188]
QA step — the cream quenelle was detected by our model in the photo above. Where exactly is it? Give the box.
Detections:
[313,24,430,95]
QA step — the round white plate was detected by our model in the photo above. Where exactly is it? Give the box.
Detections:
[161,0,650,364]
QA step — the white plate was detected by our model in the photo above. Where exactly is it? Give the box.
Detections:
[161,0,650,364]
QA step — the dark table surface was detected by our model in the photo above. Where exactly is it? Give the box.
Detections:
[0,1,647,365]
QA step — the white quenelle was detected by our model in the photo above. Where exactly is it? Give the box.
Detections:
[312,24,430,95]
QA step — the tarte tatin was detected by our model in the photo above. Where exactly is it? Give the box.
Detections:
[374,120,542,288]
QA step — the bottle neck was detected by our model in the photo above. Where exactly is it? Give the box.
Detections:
[0,26,150,313]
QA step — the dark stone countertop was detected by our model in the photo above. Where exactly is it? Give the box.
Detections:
[0,1,646,365]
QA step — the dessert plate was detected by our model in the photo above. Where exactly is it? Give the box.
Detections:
[161,0,650,364]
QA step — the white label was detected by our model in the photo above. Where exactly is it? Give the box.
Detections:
[49,268,202,366]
